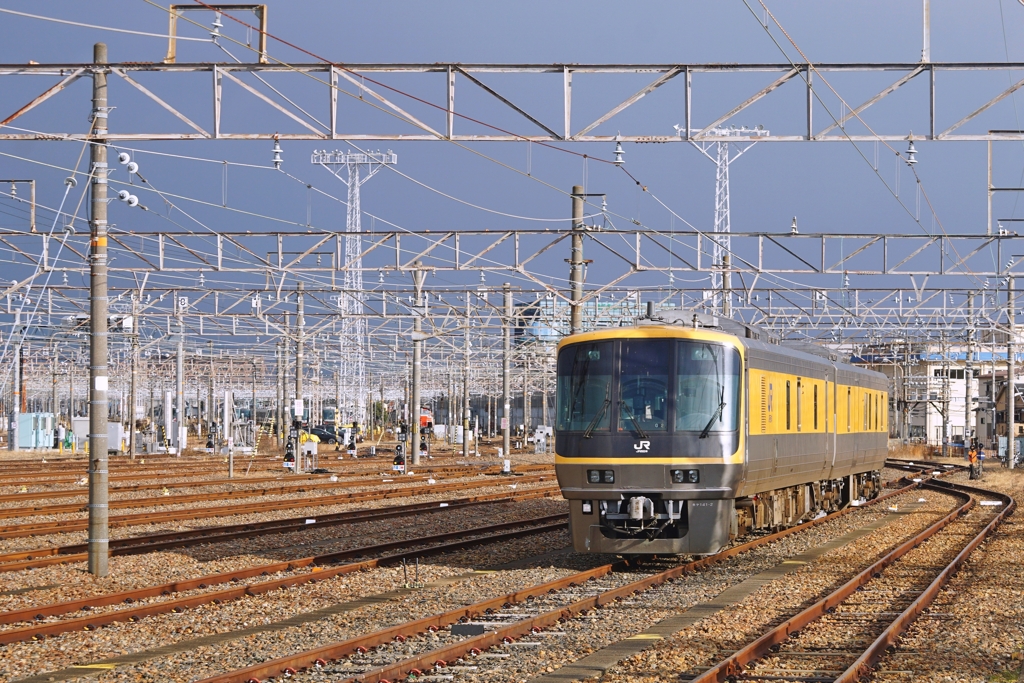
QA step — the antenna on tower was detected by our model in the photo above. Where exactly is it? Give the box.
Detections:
[684,125,768,318]
[312,148,397,425]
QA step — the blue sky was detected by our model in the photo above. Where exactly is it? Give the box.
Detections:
[2,1,1024,302]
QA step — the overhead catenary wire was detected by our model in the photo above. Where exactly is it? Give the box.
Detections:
[2,6,999,348]
[0,7,212,41]
[741,0,984,290]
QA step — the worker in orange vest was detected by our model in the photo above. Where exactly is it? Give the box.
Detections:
[968,445,979,480]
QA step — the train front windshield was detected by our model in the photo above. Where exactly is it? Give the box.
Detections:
[556,338,740,437]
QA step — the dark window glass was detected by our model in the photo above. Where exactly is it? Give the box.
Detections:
[813,384,819,430]
[675,341,741,433]
[786,380,791,430]
[556,341,613,432]
[618,339,670,433]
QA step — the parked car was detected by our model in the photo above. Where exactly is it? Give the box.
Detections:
[310,426,339,444]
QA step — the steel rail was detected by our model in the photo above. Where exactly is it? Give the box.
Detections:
[688,478,1011,683]
[833,479,1015,683]
[0,515,569,644]
[0,486,561,572]
[0,463,539,503]
[0,471,507,518]
[0,471,554,532]
[194,474,925,683]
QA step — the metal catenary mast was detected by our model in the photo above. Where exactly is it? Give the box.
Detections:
[312,149,397,426]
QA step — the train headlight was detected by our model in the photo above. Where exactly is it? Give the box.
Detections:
[588,470,601,484]
[602,470,615,484]
[582,500,593,514]
[671,469,700,483]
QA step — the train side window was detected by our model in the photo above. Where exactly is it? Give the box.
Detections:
[846,388,851,432]
[813,384,819,430]
[786,380,791,430]
[863,393,869,431]
[796,379,802,432]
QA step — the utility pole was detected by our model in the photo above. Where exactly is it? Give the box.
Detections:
[251,358,257,454]
[941,331,949,457]
[965,295,974,449]
[463,293,471,459]
[206,339,214,441]
[175,307,184,455]
[128,297,138,460]
[523,352,531,439]
[411,263,425,466]
[1008,275,1016,469]
[570,185,584,335]
[275,341,282,446]
[9,343,20,451]
[503,283,511,461]
[335,335,342,429]
[51,345,58,428]
[541,357,549,434]
[295,283,304,421]
[88,42,110,578]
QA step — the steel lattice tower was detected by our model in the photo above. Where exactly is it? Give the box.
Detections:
[312,149,397,425]
[690,126,767,317]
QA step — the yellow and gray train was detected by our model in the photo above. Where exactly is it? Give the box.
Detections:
[554,311,888,555]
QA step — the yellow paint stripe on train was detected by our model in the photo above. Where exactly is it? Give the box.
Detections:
[554,455,741,466]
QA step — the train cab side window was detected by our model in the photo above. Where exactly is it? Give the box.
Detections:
[864,393,869,431]
[796,379,802,432]
[786,380,791,430]
[813,384,819,430]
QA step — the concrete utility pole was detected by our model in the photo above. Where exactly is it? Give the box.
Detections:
[295,284,304,420]
[463,293,471,459]
[1009,276,1016,469]
[9,343,20,451]
[251,359,257,453]
[523,354,531,438]
[275,341,282,445]
[88,42,110,578]
[175,308,184,454]
[51,351,58,427]
[128,297,138,460]
[941,331,949,457]
[503,283,511,461]
[411,263,425,466]
[570,185,585,335]
[965,296,974,448]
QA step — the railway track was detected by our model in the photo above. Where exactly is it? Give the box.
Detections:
[681,473,1013,682]
[0,462,544,503]
[174,463,940,683]
[0,470,554,538]
[0,468,547,519]
[0,485,562,571]
[0,514,569,646]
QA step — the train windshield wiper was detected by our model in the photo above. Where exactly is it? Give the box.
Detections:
[583,384,611,439]
[619,400,649,439]
[699,342,725,440]
[699,387,725,439]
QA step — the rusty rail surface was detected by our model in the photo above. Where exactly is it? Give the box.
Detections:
[833,479,1015,683]
[688,477,1012,683]
[0,463,520,501]
[0,486,561,572]
[194,476,925,683]
[0,515,569,644]
[0,472,554,538]
[0,465,553,520]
